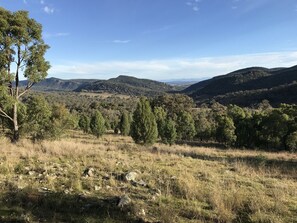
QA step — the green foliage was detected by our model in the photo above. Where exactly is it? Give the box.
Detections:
[161,118,177,145]
[194,109,216,141]
[176,111,196,141]
[259,110,289,149]
[154,106,167,138]
[130,97,158,145]
[24,96,76,141]
[227,105,250,147]
[151,94,195,118]
[0,7,50,142]
[90,110,106,138]
[286,132,297,152]
[118,111,131,136]
[25,96,52,141]
[78,114,91,133]
[216,115,237,146]
[49,104,78,139]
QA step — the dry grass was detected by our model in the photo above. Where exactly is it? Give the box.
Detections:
[78,92,131,99]
[0,132,296,222]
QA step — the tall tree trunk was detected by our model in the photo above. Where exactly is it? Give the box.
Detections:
[12,103,19,143]
[12,46,20,143]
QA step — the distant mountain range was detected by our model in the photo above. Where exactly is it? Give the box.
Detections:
[20,75,178,96]
[75,75,177,96]
[161,78,209,87]
[183,65,297,106]
[19,65,297,106]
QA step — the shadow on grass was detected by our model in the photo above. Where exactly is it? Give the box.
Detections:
[175,140,227,149]
[155,147,297,178]
[186,152,295,174]
[0,187,147,223]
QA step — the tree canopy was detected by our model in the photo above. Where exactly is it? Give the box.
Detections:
[0,8,50,142]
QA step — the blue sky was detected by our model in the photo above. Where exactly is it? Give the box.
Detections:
[1,0,297,80]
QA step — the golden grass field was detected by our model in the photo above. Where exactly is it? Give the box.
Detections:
[0,132,296,223]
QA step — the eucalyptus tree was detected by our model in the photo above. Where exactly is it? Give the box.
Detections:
[0,8,50,142]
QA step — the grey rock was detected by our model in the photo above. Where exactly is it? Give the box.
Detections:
[83,167,95,177]
[137,179,147,187]
[125,171,138,181]
[118,195,131,207]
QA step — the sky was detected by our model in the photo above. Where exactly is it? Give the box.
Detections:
[1,0,297,80]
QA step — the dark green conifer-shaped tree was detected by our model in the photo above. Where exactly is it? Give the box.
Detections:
[79,114,91,133]
[176,111,196,141]
[130,97,158,145]
[154,106,167,138]
[119,111,131,136]
[161,118,177,145]
[90,110,106,138]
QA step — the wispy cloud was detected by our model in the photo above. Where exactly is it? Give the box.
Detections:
[186,0,201,12]
[112,40,131,44]
[40,0,45,5]
[48,51,297,80]
[44,6,55,14]
[23,0,27,4]
[44,32,70,38]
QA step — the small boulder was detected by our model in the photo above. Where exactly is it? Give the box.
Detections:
[83,167,95,177]
[118,194,131,207]
[137,179,147,187]
[125,171,138,182]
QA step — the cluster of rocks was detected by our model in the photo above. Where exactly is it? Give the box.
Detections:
[124,171,148,188]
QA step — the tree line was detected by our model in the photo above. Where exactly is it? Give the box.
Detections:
[76,95,296,152]
[1,91,296,152]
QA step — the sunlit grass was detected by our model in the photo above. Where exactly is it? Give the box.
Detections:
[0,132,296,222]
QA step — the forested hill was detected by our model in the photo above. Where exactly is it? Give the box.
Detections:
[75,75,176,96]
[184,65,297,106]
[20,75,176,96]
[19,77,97,92]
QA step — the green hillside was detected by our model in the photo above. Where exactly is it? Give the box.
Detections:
[184,65,297,106]
[75,75,176,96]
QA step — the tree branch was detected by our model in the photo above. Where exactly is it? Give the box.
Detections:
[18,82,35,99]
[0,107,13,122]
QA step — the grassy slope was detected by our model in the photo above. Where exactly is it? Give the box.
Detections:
[0,133,296,223]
